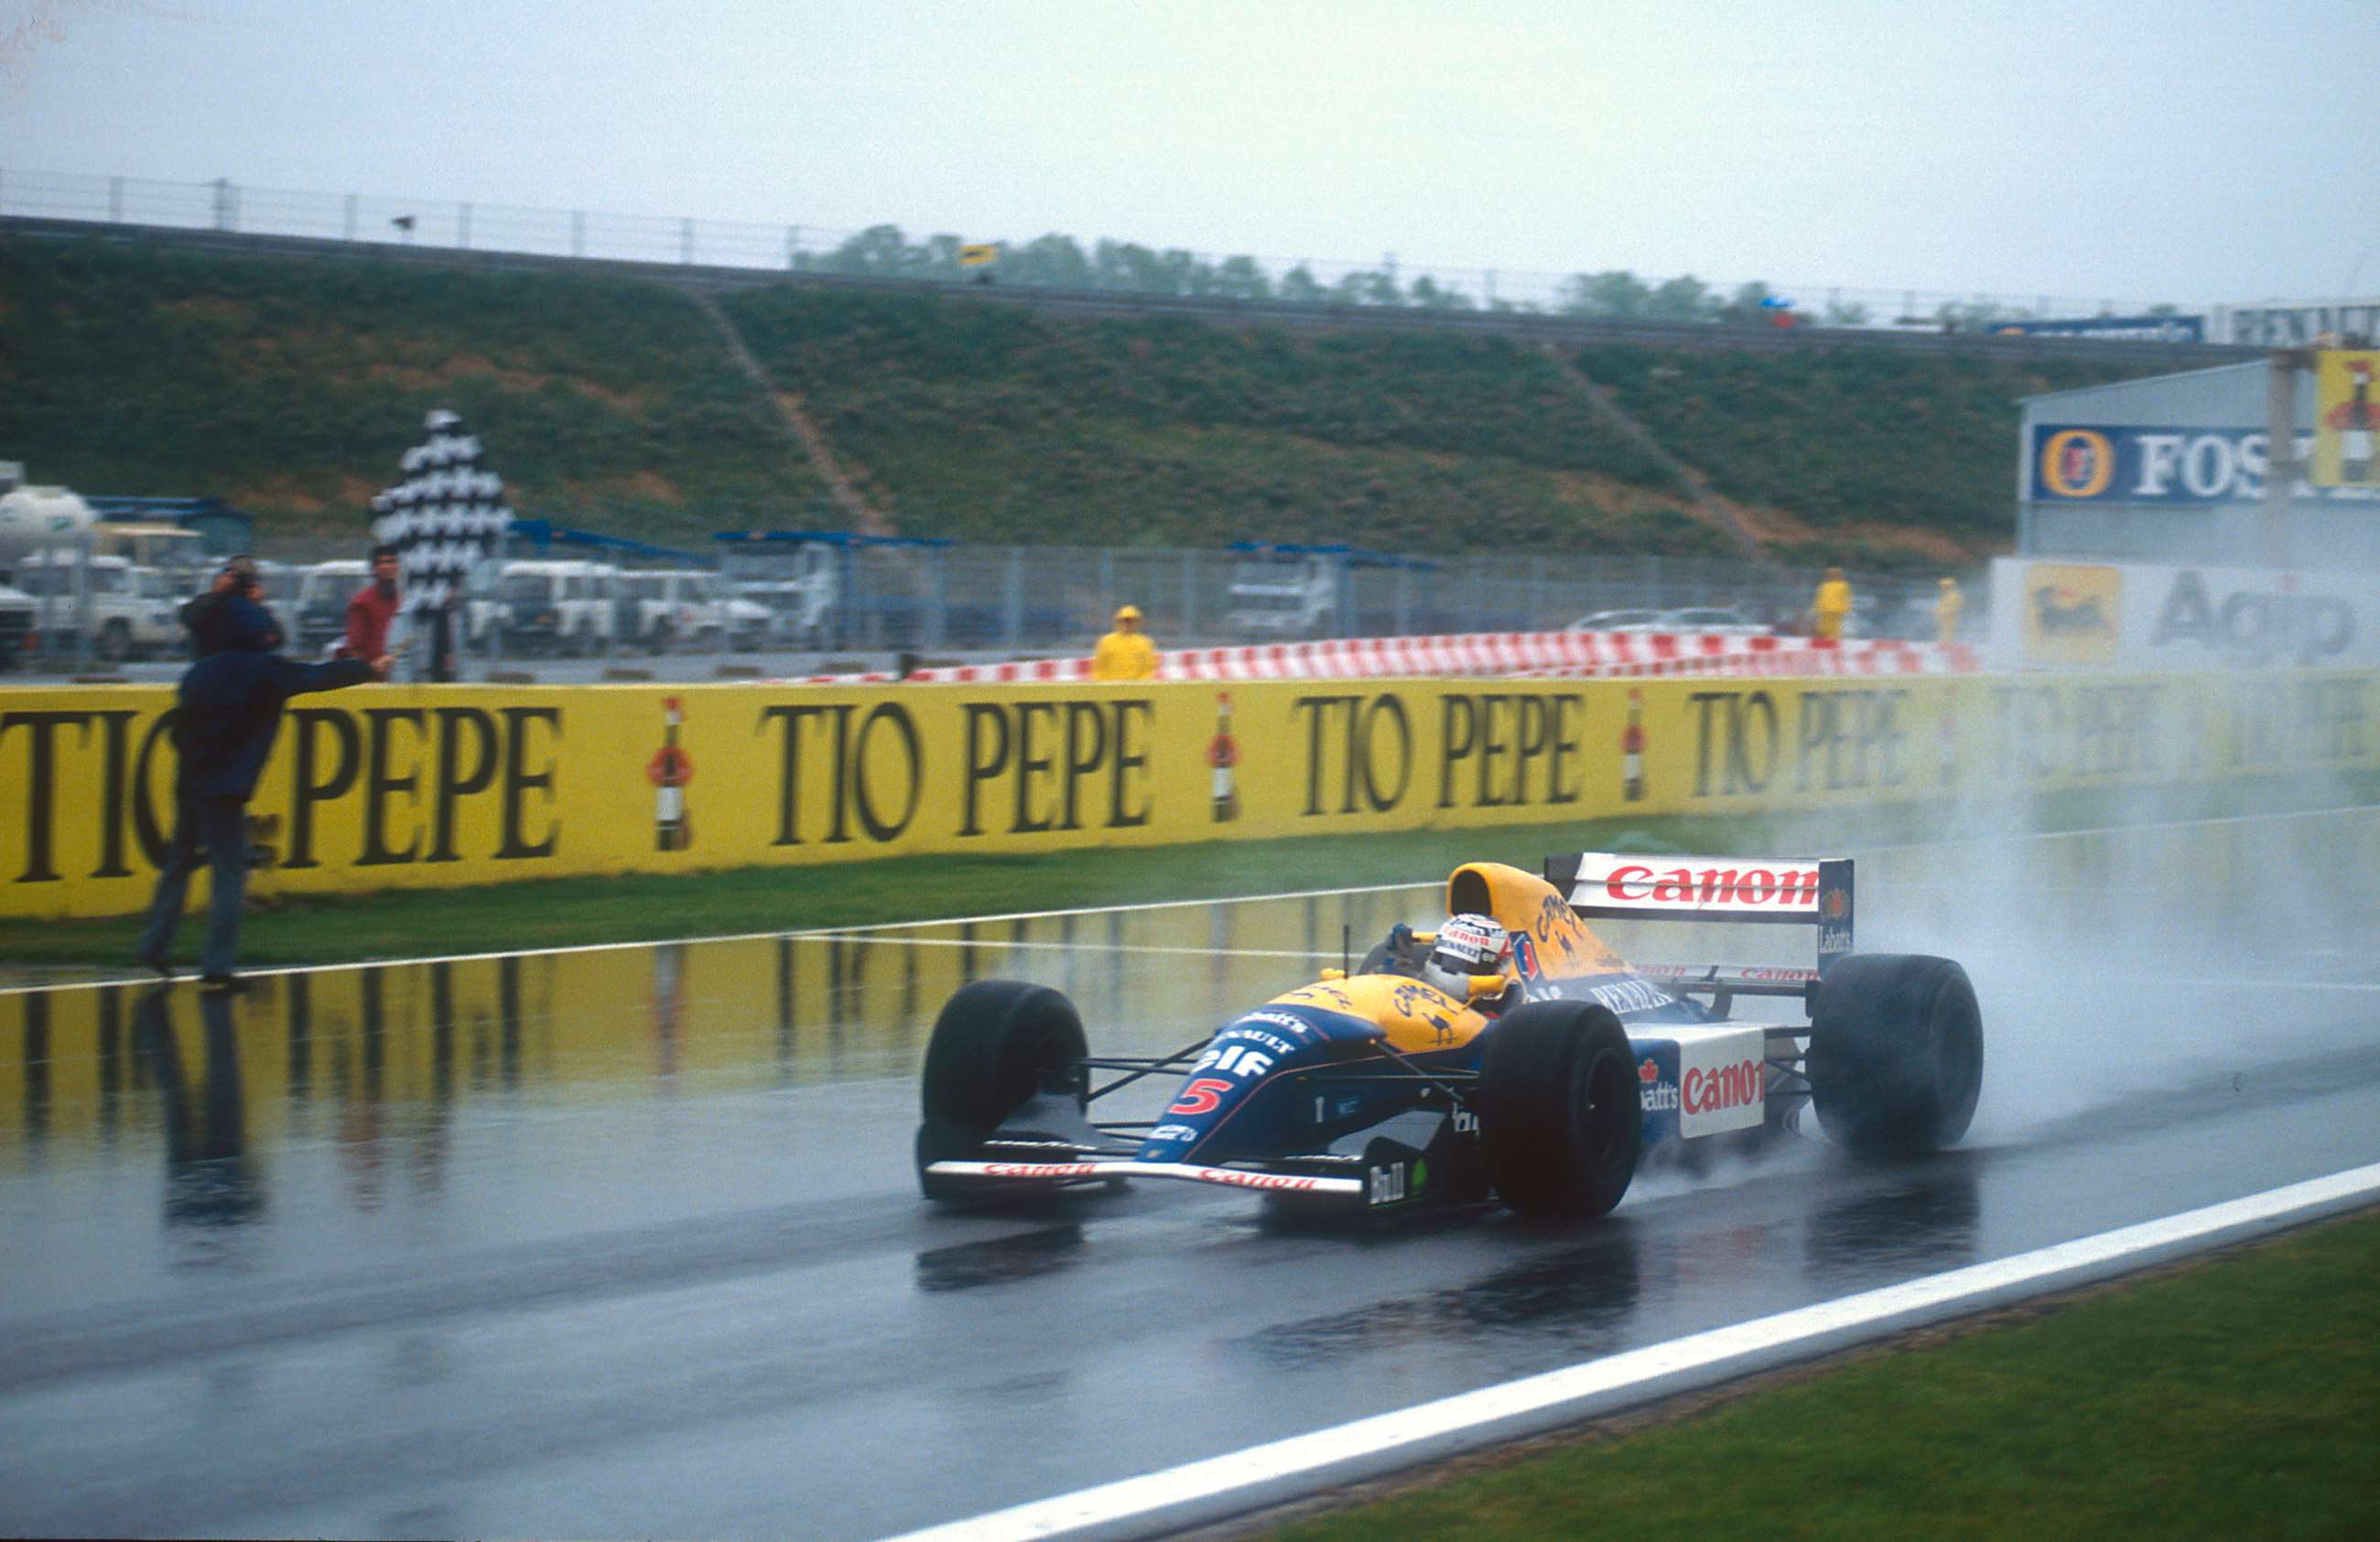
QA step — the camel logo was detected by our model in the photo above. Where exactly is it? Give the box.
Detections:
[2020,564,2120,666]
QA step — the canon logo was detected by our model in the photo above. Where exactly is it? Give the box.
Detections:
[1682,1059,1765,1115]
[1191,1167,1321,1191]
[983,1162,1097,1178]
[1604,865,1820,907]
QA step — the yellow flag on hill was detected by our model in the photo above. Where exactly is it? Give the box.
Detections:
[957,243,1000,268]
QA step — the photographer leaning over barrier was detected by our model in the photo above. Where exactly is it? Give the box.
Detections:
[181,555,284,659]
[138,561,388,990]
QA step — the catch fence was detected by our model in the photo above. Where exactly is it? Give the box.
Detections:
[0,536,1981,675]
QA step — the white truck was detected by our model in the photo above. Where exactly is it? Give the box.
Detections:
[723,539,841,647]
[1226,550,1343,637]
[0,475,92,665]
[614,569,743,652]
[9,554,185,660]
[464,559,619,654]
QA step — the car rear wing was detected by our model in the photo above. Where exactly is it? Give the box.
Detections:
[1544,852,1855,977]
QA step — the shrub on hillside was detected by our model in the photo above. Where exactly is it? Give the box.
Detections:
[0,237,821,531]
[719,288,1689,546]
[1574,342,2167,544]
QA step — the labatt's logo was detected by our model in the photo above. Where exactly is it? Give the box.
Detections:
[1638,1058,1680,1113]
[1819,883,1854,958]
[2151,570,2353,663]
[1604,863,1820,909]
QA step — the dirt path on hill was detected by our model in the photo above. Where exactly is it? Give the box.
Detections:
[683,287,895,538]
[1545,348,1773,566]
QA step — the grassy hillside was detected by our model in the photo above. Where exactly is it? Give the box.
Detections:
[716,287,1725,552]
[0,233,2179,561]
[1577,342,2155,567]
[0,236,826,537]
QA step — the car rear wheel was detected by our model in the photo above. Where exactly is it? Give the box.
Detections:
[1809,953,1983,1153]
[916,980,1088,1200]
[1479,1001,1640,1221]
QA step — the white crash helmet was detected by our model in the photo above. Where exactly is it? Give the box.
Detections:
[1421,913,1509,1000]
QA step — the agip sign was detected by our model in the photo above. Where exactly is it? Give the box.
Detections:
[1990,559,2375,671]
[2029,425,2379,505]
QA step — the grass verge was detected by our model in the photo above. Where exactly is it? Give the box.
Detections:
[6,773,2370,975]
[1261,1208,2380,1541]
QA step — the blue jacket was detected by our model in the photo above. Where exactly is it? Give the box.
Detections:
[181,592,281,658]
[174,650,374,799]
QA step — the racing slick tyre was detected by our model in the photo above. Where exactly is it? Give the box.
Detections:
[1478,1001,1640,1221]
[1808,953,1983,1154]
[916,980,1088,1200]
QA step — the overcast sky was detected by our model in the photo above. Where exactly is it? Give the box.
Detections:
[4,0,2375,309]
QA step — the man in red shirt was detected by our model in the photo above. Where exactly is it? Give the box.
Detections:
[341,545,401,667]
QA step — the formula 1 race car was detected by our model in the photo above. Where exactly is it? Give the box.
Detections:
[914,853,1983,1222]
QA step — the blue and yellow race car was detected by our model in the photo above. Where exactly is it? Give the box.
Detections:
[915,852,1983,1221]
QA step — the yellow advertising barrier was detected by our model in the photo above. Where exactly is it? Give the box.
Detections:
[3,670,2375,918]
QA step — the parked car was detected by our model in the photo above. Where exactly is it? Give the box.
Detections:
[1564,608,1663,632]
[615,569,738,652]
[464,559,618,654]
[723,592,774,649]
[1655,606,1774,636]
[0,575,35,668]
[1566,607,1774,637]
[293,560,369,653]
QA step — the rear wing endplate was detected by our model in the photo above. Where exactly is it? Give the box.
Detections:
[1544,852,1855,976]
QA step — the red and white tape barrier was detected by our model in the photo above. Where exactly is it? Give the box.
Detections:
[779,631,1979,686]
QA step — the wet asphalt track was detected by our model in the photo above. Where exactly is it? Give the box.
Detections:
[3,808,2376,1539]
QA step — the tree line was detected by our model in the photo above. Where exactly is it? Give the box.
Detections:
[799,223,1866,322]
[801,226,2190,331]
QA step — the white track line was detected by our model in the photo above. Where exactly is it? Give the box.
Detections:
[799,937,1326,961]
[886,1163,2380,1542]
[10,801,2375,1000]
[0,880,1442,997]
[2119,976,2380,994]
[1854,799,2380,855]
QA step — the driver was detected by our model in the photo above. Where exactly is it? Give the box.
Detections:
[1420,913,1514,1006]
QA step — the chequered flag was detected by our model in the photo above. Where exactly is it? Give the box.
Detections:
[368,408,511,614]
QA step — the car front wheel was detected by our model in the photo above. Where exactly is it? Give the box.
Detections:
[1479,1001,1640,1220]
[916,980,1089,1200]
